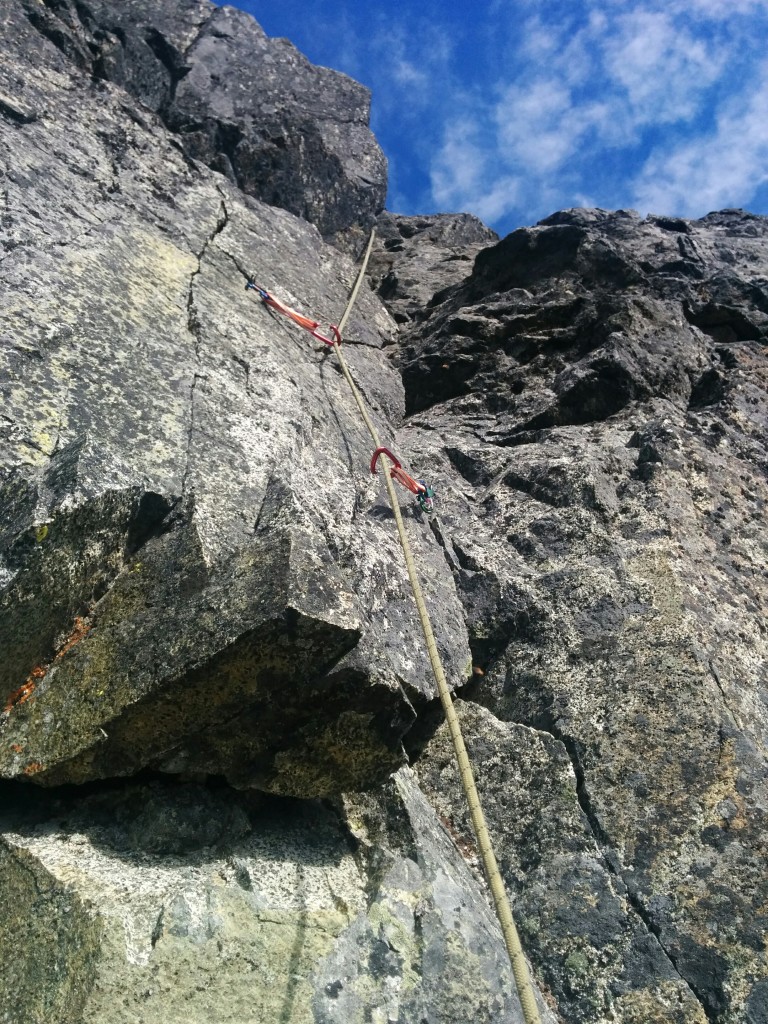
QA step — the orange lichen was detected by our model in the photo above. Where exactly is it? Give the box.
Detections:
[3,618,91,716]
[54,615,91,660]
[23,761,44,775]
[10,743,23,754]
[3,677,39,714]
[3,616,91,716]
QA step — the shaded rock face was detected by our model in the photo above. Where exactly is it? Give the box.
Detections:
[369,211,498,324]
[15,0,387,242]
[397,207,768,1022]
[1,770,547,1024]
[0,0,471,796]
[1,2,767,1023]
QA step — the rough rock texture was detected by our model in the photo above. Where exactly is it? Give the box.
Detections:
[0,770,553,1024]
[397,207,768,1023]
[15,0,387,243]
[369,211,498,324]
[0,0,470,795]
[416,702,708,1023]
[2,1,768,1022]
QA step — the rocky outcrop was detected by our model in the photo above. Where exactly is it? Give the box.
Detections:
[15,0,387,243]
[0,0,471,796]
[1,769,553,1024]
[369,211,498,324]
[397,207,768,1023]
[2,1,767,1022]
[0,2,537,1016]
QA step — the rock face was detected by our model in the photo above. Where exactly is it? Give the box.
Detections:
[1,1,767,1023]
[16,0,387,243]
[369,212,498,324]
[0,0,471,796]
[398,207,768,1023]
[2,770,551,1024]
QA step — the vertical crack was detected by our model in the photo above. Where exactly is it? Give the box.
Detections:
[182,193,229,489]
[150,905,165,949]
[427,514,459,573]
[186,192,229,359]
[541,721,718,1023]
[181,373,203,496]
[709,660,739,724]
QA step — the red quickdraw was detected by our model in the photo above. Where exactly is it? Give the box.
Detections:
[247,281,341,347]
[370,447,426,496]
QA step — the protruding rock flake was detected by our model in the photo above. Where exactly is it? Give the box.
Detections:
[1,0,767,1021]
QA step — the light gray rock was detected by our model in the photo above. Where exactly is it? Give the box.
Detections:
[0,770,554,1024]
[0,0,470,793]
[415,701,708,1024]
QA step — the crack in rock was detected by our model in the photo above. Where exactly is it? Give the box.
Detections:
[186,193,229,359]
[537,719,716,1023]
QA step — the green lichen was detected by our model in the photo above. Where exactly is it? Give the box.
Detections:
[0,843,102,1024]
[564,949,590,975]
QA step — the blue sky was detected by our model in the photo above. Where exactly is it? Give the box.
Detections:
[231,0,768,237]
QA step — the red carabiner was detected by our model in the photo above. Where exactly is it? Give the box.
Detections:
[311,324,341,347]
[370,447,426,495]
[370,446,401,474]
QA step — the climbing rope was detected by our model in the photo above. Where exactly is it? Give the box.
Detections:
[248,230,542,1024]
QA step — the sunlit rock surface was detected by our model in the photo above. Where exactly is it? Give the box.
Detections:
[397,207,768,1023]
[1,1,767,1022]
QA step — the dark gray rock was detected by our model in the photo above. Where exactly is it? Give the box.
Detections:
[369,211,498,324]
[747,982,768,1024]
[397,206,768,1023]
[415,702,706,1023]
[16,0,387,242]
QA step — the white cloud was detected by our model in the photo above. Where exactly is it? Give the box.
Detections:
[431,121,488,207]
[495,79,576,173]
[392,58,428,89]
[632,63,768,215]
[471,176,526,224]
[426,0,768,228]
[368,19,455,111]
[601,10,723,124]
[670,0,768,16]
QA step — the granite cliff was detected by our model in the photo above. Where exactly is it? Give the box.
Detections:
[1,3,766,1023]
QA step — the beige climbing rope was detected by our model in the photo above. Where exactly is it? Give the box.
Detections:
[332,231,543,1024]
[249,230,542,1024]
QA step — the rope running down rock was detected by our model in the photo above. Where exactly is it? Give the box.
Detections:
[251,231,543,1024]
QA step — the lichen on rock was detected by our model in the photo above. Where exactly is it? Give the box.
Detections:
[1,1,767,1022]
